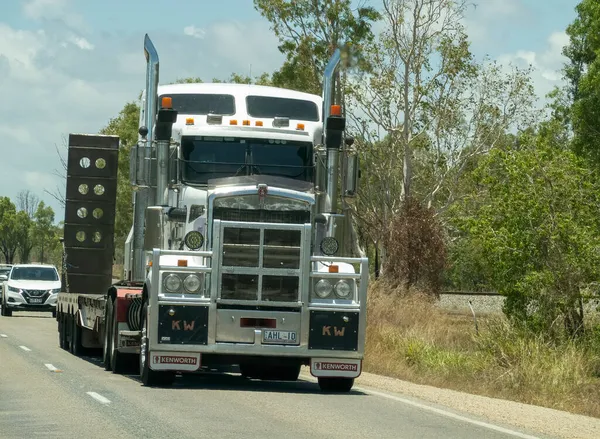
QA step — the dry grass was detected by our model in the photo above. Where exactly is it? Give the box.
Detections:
[364,281,600,418]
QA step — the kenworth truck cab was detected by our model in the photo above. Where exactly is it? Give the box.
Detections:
[56,34,368,392]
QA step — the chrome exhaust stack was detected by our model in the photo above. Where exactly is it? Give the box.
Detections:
[322,49,342,214]
[130,34,160,282]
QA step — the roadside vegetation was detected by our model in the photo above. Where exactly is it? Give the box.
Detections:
[364,282,600,418]
[0,191,62,267]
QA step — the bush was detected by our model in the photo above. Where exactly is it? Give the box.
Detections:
[383,197,446,295]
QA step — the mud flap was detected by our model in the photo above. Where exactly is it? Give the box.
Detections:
[310,358,362,378]
[149,352,201,371]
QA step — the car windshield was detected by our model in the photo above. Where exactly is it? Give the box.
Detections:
[10,267,58,281]
[181,136,314,185]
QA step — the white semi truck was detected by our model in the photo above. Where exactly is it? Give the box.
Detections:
[56,34,368,392]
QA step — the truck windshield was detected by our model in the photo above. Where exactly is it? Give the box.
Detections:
[10,267,58,281]
[181,136,314,185]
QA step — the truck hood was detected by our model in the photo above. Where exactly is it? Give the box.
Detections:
[7,279,61,291]
[208,175,314,193]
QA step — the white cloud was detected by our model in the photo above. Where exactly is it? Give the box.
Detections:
[464,0,528,45]
[0,18,283,222]
[183,25,206,39]
[68,35,94,50]
[22,0,68,20]
[497,31,569,105]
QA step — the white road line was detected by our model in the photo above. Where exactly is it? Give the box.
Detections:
[86,392,111,405]
[19,345,31,351]
[356,387,541,439]
[0,334,7,338]
[44,364,62,373]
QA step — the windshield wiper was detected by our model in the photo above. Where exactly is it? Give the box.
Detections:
[234,164,262,176]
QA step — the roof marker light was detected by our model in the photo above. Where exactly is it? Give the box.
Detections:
[243,120,250,126]
[230,120,238,125]
[255,121,263,126]
[161,97,172,109]
[177,259,188,267]
[186,117,194,125]
[329,265,339,273]
[296,123,305,130]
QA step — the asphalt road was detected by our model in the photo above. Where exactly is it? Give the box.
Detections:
[0,311,551,439]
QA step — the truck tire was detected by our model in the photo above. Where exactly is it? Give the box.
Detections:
[139,301,174,387]
[70,312,84,356]
[1,298,11,317]
[102,300,112,371]
[107,298,130,374]
[59,313,67,350]
[317,377,354,393]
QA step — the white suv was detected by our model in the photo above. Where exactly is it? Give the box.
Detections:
[1,264,61,317]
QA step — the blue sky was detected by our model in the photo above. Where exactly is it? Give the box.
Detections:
[0,0,581,222]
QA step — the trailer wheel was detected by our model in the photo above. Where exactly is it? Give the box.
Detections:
[58,313,66,349]
[70,312,84,356]
[139,301,174,387]
[317,377,354,393]
[102,300,112,371]
[107,298,130,374]
[1,297,11,317]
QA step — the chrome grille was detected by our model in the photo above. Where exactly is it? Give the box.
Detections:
[214,207,309,224]
[218,222,305,304]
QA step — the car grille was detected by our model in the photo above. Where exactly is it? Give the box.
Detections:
[22,290,50,304]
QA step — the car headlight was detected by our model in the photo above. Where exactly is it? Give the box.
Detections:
[334,280,352,298]
[163,274,182,293]
[183,274,202,293]
[8,286,21,293]
[50,288,61,294]
[315,279,333,298]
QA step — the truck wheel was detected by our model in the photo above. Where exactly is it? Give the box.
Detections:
[106,298,129,374]
[1,298,11,317]
[70,312,84,356]
[58,313,66,349]
[273,364,301,381]
[102,298,113,370]
[318,377,354,393]
[139,301,174,387]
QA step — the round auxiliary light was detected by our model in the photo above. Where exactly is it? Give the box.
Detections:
[183,274,202,293]
[320,237,339,256]
[184,231,204,250]
[334,280,352,298]
[315,279,333,298]
[164,274,181,293]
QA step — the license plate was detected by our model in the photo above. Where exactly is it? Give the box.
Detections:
[262,330,297,345]
[28,298,43,304]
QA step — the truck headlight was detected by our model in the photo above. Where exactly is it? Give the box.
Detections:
[164,274,182,293]
[183,274,202,293]
[334,280,352,298]
[315,279,333,298]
